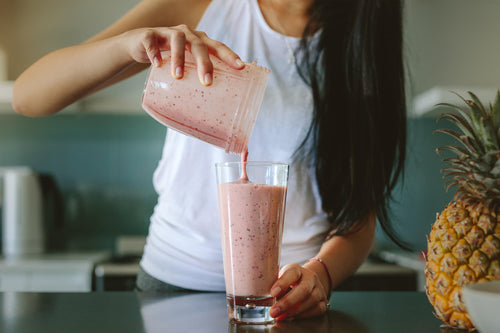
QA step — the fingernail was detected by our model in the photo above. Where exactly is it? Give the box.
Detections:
[235,58,244,68]
[204,73,212,85]
[153,57,160,67]
[270,306,280,317]
[277,313,288,321]
[271,286,281,297]
[175,66,183,78]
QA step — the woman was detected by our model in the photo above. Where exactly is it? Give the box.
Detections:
[12,0,407,321]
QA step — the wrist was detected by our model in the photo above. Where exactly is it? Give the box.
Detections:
[113,32,140,65]
[305,257,333,298]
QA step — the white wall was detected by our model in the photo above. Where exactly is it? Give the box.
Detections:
[404,0,500,96]
[0,0,144,99]
[1,0,500,97]
[1,0,137,78]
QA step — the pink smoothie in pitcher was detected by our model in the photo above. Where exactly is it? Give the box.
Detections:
[217,181,287,297]
[142,51,270,154]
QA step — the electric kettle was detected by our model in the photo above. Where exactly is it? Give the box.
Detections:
[0,167,52,258]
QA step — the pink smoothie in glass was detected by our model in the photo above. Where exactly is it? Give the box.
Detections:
[217,180,287,297]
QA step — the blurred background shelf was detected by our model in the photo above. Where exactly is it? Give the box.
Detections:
[0,80,144,115]
[412,86,499,118]
[0,81,14,112]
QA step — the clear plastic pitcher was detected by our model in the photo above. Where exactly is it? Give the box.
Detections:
[142,51,270,154]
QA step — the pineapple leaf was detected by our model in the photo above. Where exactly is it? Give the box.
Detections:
[443,172,463,182]
[488,186,500,195]
[438,113,482,146]
[441,166,468,175]
[445,181,459,192]
[468,91,489,119]
[436,102,474,127]
[442,158,472,171]
[466,99,493,145]
[468,91,500,149]
[453,191,464,201]
[448,179,484,194]
[490,90,500,130]
[479,115,499,151]
[465,92,498,151]
[442,157,463,164]
[460,179,486,193]
[481,177,496,189]
[469,159,494,173]
[483,151,499,166]
[436,91,500,200]
[450,92,482,129]
[434,129,484,155]
[444,175,466,189]
[443,159,491,176]
[490,158,500,178]
[436,145,472,159]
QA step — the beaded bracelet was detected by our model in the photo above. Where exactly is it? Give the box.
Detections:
[308,257,334,295]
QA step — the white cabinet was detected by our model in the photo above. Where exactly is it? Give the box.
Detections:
[0,81,13,112]
[0,80,144,114]
[412,86,498,118]
[0,252,110,292]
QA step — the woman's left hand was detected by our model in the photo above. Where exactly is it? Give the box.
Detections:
[269,263,330,321]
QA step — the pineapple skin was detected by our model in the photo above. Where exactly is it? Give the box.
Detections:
[425,200,500,329]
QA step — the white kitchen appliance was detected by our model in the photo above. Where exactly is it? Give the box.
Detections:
[0,167,45,258]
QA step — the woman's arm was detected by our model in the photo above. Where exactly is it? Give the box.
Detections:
[12,0,242,117]
[269,214,376,320]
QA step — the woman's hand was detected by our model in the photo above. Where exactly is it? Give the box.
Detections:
[120,24,244,85]
[269,263,330,321]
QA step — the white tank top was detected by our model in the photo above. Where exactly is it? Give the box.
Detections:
[140,0,330,291]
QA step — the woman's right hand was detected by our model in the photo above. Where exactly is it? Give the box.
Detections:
[121,24,245,86]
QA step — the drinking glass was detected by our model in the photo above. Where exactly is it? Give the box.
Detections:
[215,162,288,324]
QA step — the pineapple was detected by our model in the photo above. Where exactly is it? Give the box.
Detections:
[425,91,500,330]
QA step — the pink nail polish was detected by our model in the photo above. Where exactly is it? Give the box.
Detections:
[270,307,280,317]
[153,57,160,67]
[271,286,281,297]
[175,66,183,78]
[204,73,212,85]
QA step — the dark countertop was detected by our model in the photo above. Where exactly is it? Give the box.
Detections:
[0,291,444,333]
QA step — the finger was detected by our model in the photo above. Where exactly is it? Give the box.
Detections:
[168,29,186,79]
[293,299,329,319]
[182,29,213,86]
[271,276,315,317]
[195,31,244,69]
[141,29,162,67]
[280,286,326,319]
[270,264,303,298]
[276,302,302,321]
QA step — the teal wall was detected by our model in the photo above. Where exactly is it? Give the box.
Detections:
[0,113,455,253]
[0,113,166,251]
[378,117,454,251]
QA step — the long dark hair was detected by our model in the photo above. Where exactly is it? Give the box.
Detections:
[296,0,408,248]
